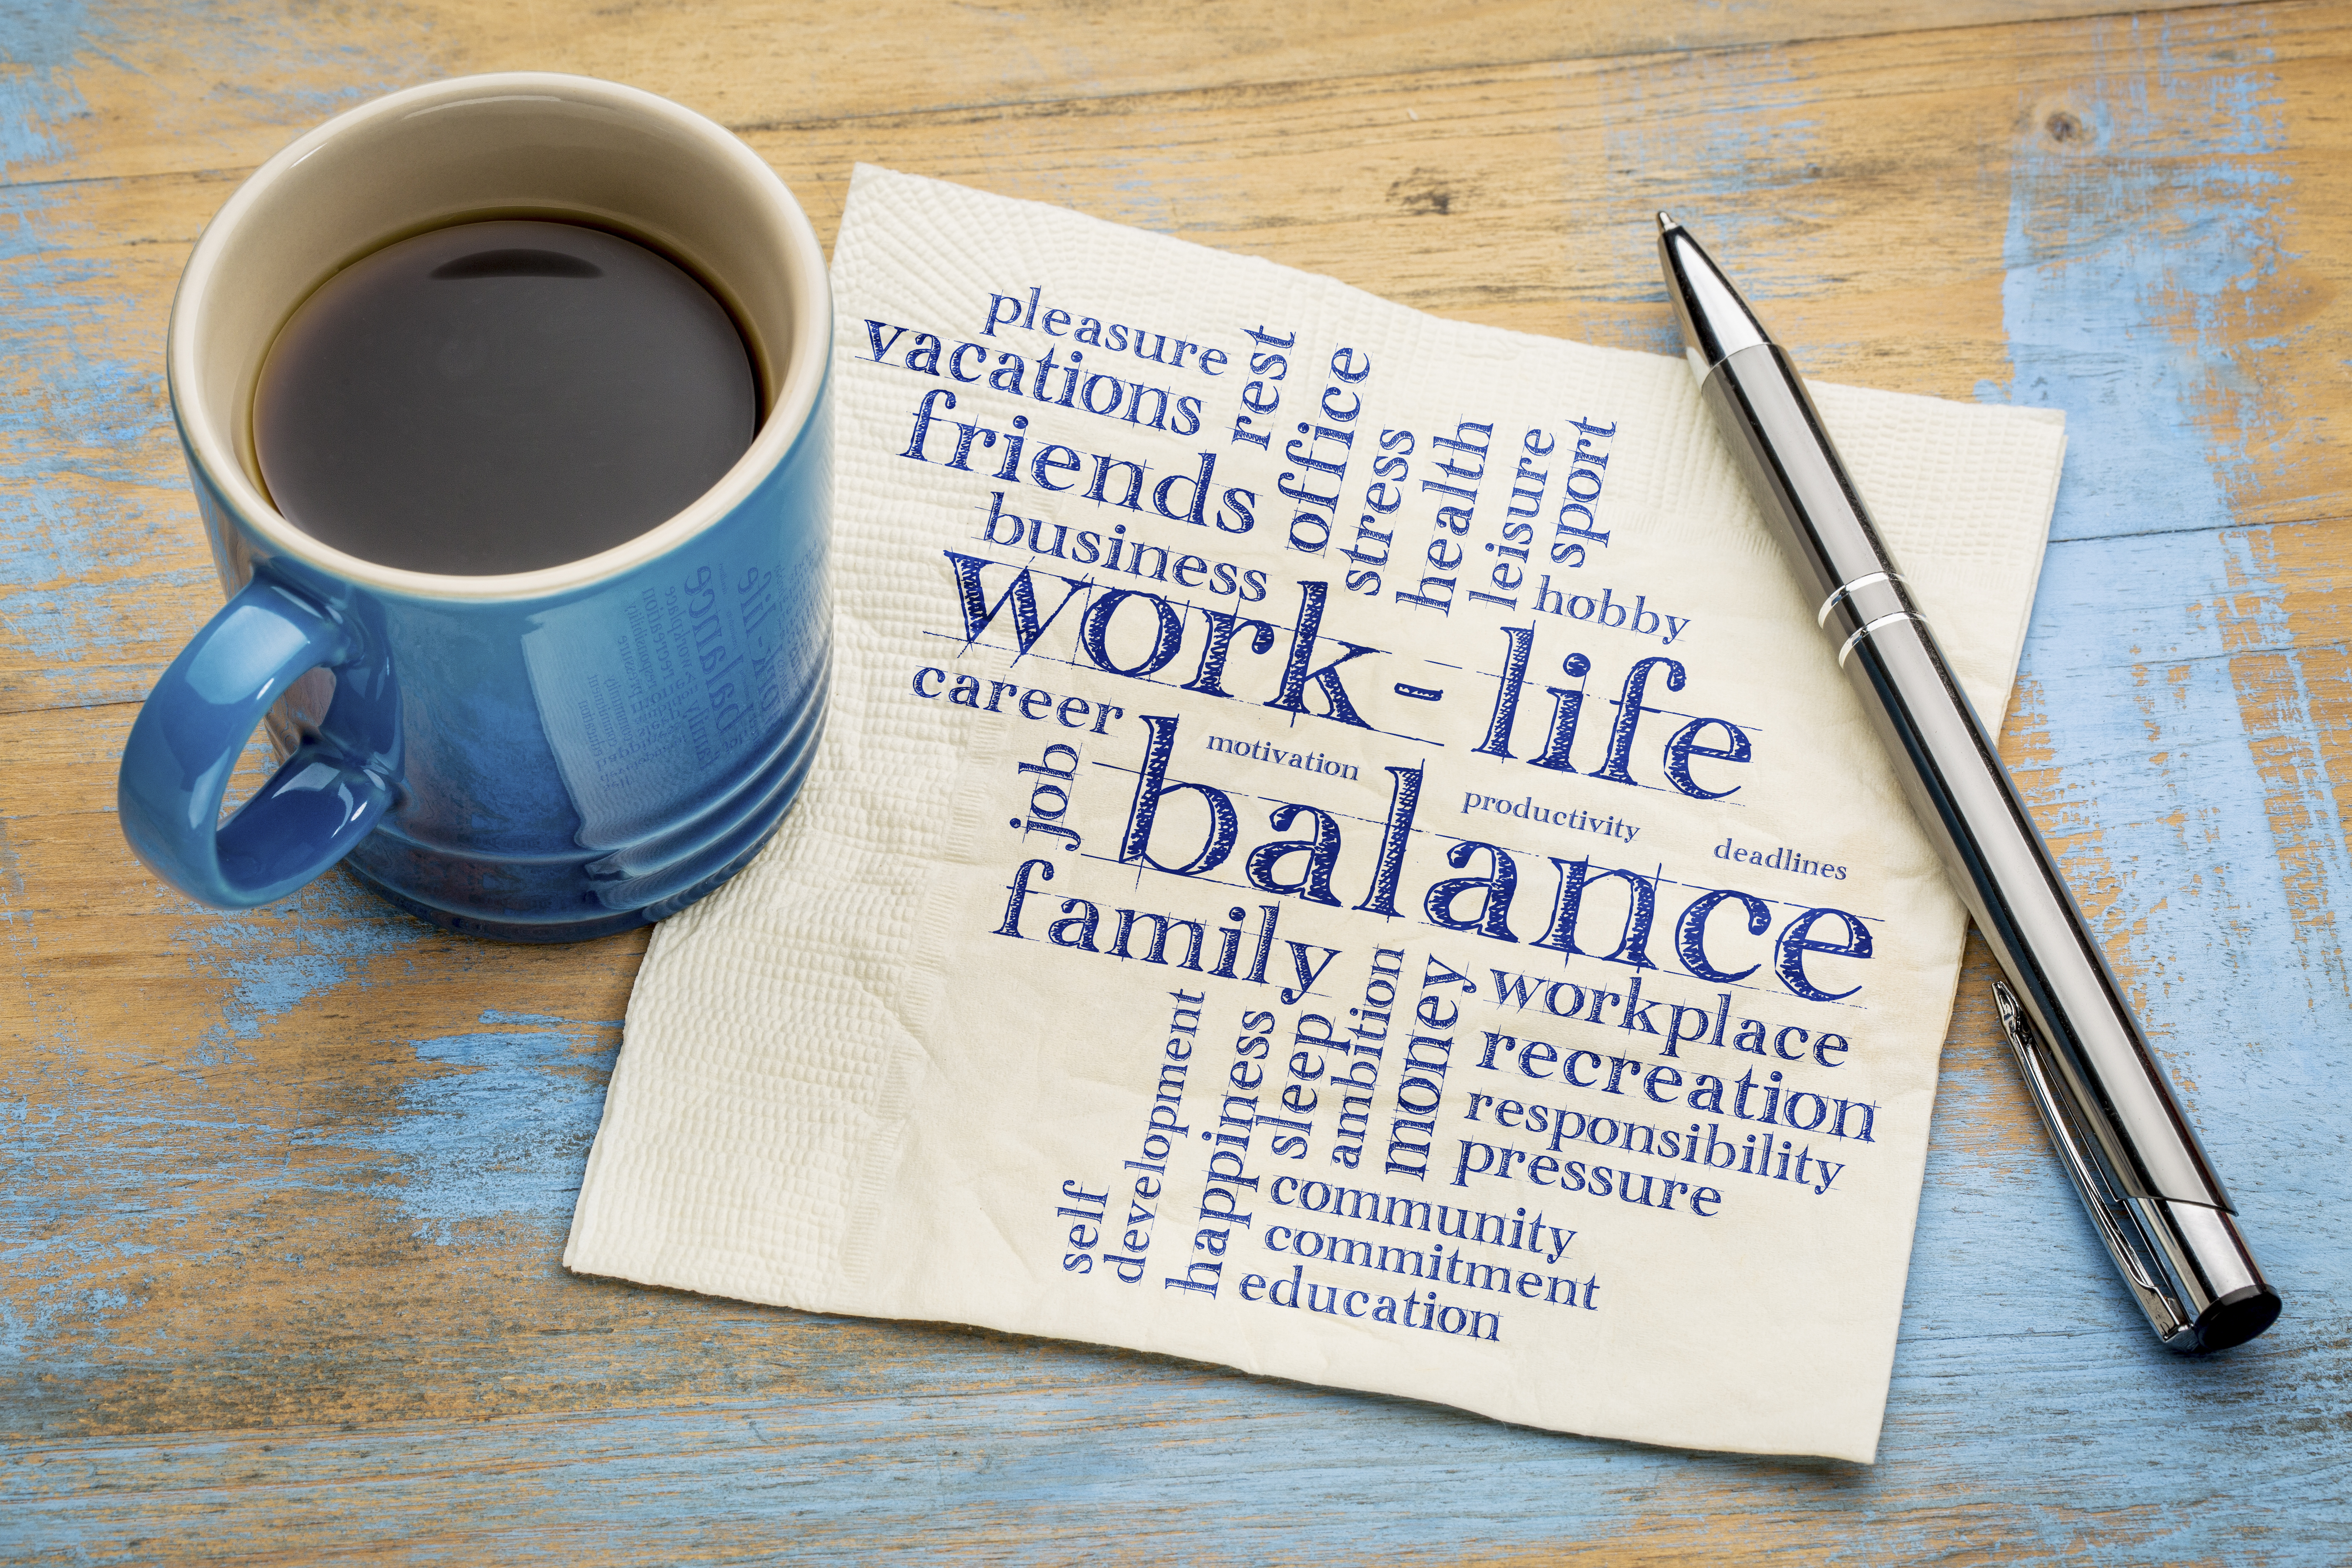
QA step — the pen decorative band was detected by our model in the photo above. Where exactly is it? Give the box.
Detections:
[1658,211,2280,1353]
[1816,570,1906,628]
[1835,611,1926,669]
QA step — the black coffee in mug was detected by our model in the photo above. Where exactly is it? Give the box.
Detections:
[253,220,757,576]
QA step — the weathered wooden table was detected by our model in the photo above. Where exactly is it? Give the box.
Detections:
[6,1,2346,1559]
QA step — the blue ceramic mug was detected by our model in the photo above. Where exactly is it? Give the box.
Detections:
[118,74,831,941]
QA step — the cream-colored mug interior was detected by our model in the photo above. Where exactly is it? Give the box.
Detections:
[169,74,829,598]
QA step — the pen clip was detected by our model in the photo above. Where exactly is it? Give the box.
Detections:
[1992,981,2193,1342]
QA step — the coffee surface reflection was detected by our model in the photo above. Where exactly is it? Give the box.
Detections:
[254,220,757,575]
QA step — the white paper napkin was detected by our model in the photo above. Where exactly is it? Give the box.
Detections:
[565,166,2065,1463]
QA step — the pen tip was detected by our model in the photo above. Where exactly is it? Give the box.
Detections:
[1656,210,1679,233]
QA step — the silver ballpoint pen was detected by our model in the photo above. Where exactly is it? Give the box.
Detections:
[1657,213,2280,1352]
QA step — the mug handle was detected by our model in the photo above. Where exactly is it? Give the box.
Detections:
[118,572,403,909]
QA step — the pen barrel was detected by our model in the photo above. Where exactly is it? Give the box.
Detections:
[1840,609,2227,1205]
[1700,342,2238,1215]
[1663,245,2278,1344]
[1835,580,2276,1346]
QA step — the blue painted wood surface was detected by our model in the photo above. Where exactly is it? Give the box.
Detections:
[3,1,2346,1559]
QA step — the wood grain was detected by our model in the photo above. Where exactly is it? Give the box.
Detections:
[3,0,2347,1561]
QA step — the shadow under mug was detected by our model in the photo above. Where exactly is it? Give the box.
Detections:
[117,74,832,942]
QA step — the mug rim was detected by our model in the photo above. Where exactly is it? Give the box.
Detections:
[166,72,830,604]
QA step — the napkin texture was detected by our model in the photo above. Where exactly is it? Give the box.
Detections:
[566,167,2065,1463]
